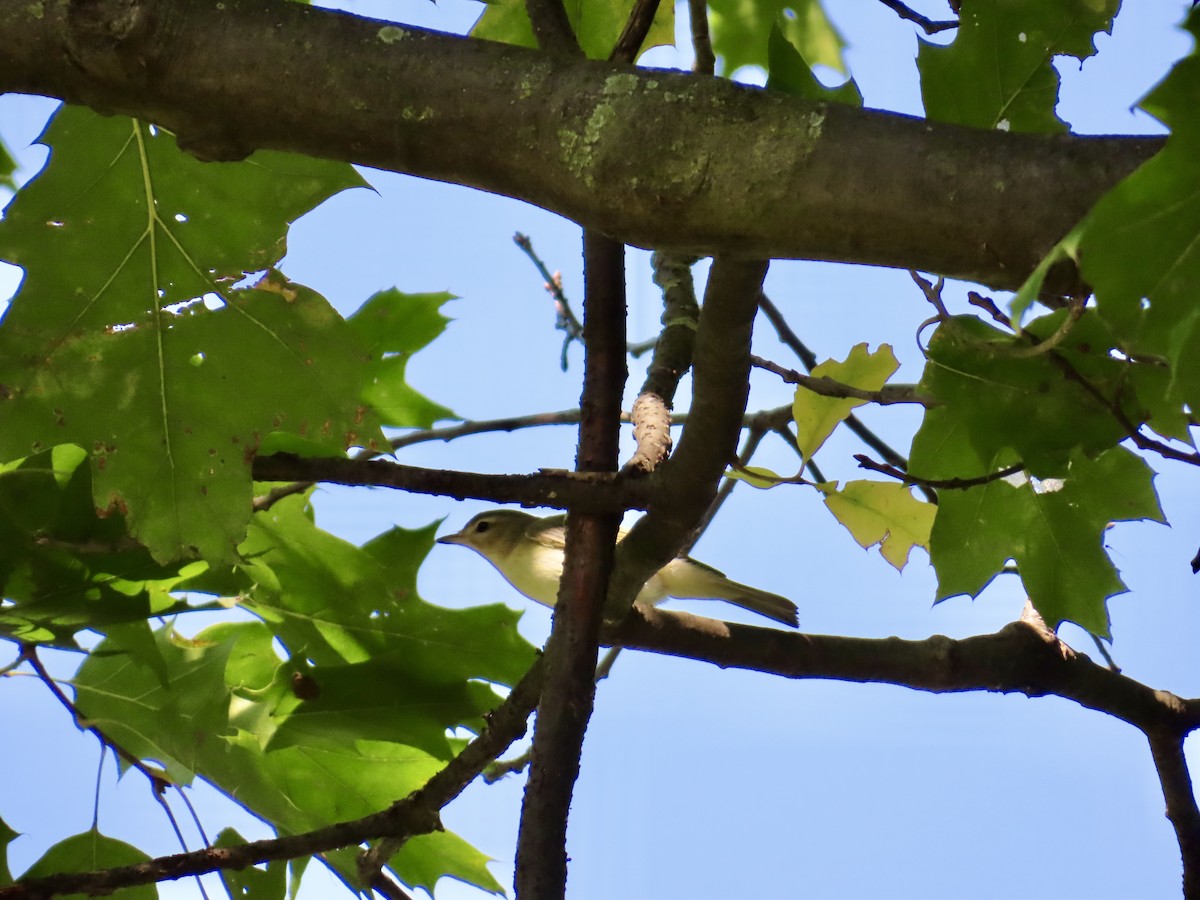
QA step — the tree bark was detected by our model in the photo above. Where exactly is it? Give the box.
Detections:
[0,0,1161,290]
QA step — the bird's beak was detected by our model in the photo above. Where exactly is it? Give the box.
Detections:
[436,532,466,546]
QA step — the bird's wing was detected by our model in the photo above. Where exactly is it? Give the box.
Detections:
[528,514,568,551]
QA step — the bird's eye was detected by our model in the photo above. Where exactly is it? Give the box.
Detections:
[474,520,490,534]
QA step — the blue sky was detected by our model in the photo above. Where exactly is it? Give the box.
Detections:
[2,1,1198,897]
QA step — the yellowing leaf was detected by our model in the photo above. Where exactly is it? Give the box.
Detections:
[727,465,790,489]
[820,480,934,570]
[793,343,899,461]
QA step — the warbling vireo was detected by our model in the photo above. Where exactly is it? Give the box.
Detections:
[437,509,798,627]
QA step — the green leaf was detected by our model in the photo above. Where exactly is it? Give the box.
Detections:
[239,497,536,687]
[0,815,17,884]
[216,829,287,900]
[709,0,845,77]
[72,615,511,894]
[1009,229,1083,323]
[347,289,456,428]
[265,658,502,760]
[20,829,155,900]
[909,315,1125,479]
[930,447,1163,635]
[74,624,234,784]
[389,831,505,897]
[0,138,15,191]
[1078,11,1200,414]
[0,106,382,564]
[471,0,674,60]
[0,446,204,648]
[766,21,862,105]
[792,343,898,462]
[725,465,791,489]
[918,0,1120,132]
[817,480,934,570]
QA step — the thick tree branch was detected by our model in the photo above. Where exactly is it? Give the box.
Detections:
[517,235,627,898]
[1147,734,1200,897]
[0,0,1161,290]
[609,606,1200,734]
[607,258,769,615]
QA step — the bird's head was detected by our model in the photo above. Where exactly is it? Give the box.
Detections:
[436,509,537,563]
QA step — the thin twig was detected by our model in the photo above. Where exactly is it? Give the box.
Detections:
[1047,353,1200,468]
[29,644,214,896]
[967,290,1012,328]
[855,453,1022,492]
[25,645,172,791]
[683,424,768,554]
[752,355,929,406]
[484,747,533,783]
[910,270,949,317]
[524,0,582,56]
[624,252,702,474]
[875,0,958,35]
[609,0,662,62]
[757,294,916,475]
[688,0,715,75]
[513,232,659,364]
[1089,633,1120,673]
[368,872,415,900]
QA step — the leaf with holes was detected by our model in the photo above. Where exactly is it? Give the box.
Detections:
[1080,11,1200,419]
[767,21,861,105]
[0,106,382,564]
[793,343,898,463]
[919,0,1120,132]
[817,480,934,570]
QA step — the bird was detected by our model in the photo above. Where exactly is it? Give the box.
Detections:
[437,509,798,627]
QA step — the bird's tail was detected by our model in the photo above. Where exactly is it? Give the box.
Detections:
[658,559,799,627]
[718,583,799,627]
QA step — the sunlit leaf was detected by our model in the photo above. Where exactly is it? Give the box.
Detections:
[793,343,898,462]
[817,480,934,570]
[0,106,381,564]
[726,465,791,489]
[74,623,234,784]
[347,289,456,428]
[216,828,287,900]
